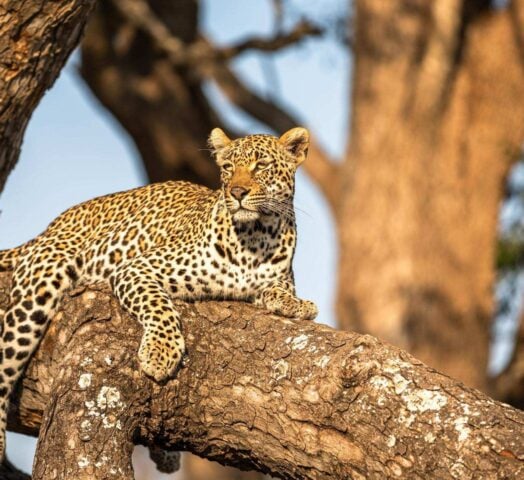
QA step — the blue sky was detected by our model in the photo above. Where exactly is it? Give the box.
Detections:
[0,0,349,473]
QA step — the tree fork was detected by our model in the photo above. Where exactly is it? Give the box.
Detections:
[1,273,522,479]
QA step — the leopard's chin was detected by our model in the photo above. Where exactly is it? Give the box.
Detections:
[232,209,260,222]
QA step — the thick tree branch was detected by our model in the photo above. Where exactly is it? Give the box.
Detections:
[1,272,523,479]
[0,0,97,193]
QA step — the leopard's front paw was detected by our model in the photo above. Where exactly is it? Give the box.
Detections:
[300,300,318,320]
[264,297,318,320]
[138,338,185,382]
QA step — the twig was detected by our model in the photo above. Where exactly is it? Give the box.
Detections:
[214,20,322,61]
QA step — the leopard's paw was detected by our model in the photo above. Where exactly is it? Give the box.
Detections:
[138,338,185,382]
[300,300,318,320]
[265,297,318,320]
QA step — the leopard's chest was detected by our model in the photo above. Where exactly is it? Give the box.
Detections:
[175,237,291,300]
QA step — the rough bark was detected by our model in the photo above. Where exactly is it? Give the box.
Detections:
[337,0,524,390]
[2,273,524,479]
[0,0,97,192]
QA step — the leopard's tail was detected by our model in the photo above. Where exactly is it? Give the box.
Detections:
[0,244,27,272]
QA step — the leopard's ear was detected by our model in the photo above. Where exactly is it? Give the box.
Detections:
[279,127,309,165]
[208,128,231,152]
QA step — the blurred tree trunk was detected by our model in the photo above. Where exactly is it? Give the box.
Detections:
[337,0,524,391]
[0,0,96,192]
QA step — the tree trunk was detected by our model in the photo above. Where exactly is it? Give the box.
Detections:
[337,0,524,390]
[0,0,97,192]
[2,273,523,479]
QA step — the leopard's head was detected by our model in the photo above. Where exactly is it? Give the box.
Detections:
[209,127,309,223]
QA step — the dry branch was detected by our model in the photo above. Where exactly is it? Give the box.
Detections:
[1,272,523,479]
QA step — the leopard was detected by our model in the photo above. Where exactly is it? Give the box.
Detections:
[0,127,318,466]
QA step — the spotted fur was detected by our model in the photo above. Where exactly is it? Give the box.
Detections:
[0,127,317,460]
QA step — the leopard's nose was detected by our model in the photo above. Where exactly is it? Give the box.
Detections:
[230,186,250,201]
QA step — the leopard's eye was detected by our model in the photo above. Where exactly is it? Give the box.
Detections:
[253,160,271,172]
[221,162,234,173]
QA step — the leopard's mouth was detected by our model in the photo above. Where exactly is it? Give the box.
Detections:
[231,207,260,222]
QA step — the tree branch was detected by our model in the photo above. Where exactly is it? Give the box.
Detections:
[214,20,322,60]
[0,0,97,193]
[2,272,523,479]
[110,0,322,66]
[108,0,188,64]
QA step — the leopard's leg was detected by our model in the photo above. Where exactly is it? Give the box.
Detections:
[256,278,318,320]
[149,445,181,473]
[0,249,78,459]
[112,256,185,382]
